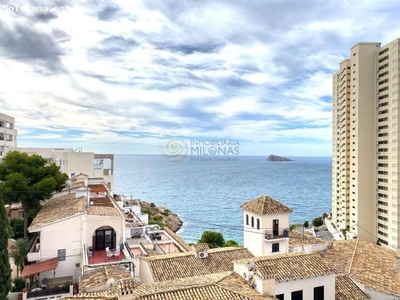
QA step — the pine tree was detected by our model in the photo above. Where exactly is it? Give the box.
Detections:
[0,151,68,240]
[0,196,12,298]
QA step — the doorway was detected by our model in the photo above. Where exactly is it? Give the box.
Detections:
[94,227,116,250]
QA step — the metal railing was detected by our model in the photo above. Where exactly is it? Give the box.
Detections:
[264,228,289,239]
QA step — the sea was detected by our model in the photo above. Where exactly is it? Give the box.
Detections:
[114,155,332,245]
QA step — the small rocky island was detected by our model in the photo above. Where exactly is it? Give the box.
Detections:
[267,154,293,161]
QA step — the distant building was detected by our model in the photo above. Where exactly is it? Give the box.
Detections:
[14,147,114,191]
[332,38,400,249]
[0,112,17,159]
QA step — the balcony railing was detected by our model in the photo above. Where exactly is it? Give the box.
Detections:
[264,228,289,240]
[27,285,71,298]
[27,234,41,262]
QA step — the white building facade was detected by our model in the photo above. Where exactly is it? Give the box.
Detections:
[332,38,400,249]
[0,112,17,159]
[241,195,292,257]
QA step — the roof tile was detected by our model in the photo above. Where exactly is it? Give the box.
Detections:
[240,195,292,215]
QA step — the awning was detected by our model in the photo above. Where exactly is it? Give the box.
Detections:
[21,257,59,277]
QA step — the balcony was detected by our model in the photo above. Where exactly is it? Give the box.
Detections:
[265,228,289,240]
[27,234,41,262]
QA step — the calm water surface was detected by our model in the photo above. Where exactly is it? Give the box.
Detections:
[114,155,332,245]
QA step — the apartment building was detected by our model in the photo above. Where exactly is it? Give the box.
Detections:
[0,112,17,159]
[14,147,114,191]
[332,38,400,249]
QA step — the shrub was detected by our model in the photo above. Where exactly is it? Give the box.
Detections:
[150,203,156,208]
[11,277,25,292]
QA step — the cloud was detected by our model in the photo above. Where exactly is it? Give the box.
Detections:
[1,0,399,155]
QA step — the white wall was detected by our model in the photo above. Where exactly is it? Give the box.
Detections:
[39,215,84,281]
[243,210,290,257]
[139,260,154,283]
[274,274,335,300]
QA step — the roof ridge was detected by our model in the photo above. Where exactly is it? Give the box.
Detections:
[347,238,359,274]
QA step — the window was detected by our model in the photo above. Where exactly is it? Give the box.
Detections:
[314,286,324,300]
[251,216,254,227]
[272,243,279,253]
[291,290,303,300]
[257,218,260,230]
[246,214,249,225]
[58,249,66,261]
[276,294,284,300]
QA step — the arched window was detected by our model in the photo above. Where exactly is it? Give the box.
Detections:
[246,214,249,225]
[251,216,254,227]
[257,218,260,230]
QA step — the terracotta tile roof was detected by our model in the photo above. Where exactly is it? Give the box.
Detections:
[240,195,292,215]
[79,266,133,292]
[163,227,191,251]
[289,230,329,248]
[252,253,334,282]
[28,194,85,231]
[20,257,59,277]
[87,205,121,217]
[132,272,273,300]
[319,239,400,297]
[143,247,254,282]
[89,184,108,193]
[61,291,118,300]
[192,243,209,251]
[335,275,369,300]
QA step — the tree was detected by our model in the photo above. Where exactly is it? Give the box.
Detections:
[312,217,323,227]
[0,196,12,298]
[9,219,24,239]
[223,240,239,247]
[303,221,309,228]
[11,239,28,275]
[198,231,225,248]
[0,151,68,240]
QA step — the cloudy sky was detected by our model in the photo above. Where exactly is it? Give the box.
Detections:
[1,0,399,156]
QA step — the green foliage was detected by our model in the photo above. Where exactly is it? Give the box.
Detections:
[161,210,169,216]
[322,212,329,219]
[150,202,156,207]
[9,219,24,239]
[11,239,28,275]
[152,215,163,222]
[312,217,323,227]
[303,221,309,228]
[198,231,225,248]
[0,151,68,239]
[223,240,239,247]
[0,197,11,297]
[143,209,152,215]
[11,277,25,292]
[289,223,301,231]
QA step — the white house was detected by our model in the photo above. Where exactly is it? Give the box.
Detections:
[234,253,336,300]
[22,185,128,287]
[240,195,292,257]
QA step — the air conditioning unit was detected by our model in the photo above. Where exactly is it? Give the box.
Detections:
[198,251,208,259]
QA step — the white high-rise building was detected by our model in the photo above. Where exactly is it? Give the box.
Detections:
[332,38,400,249]
[0,112,17,159]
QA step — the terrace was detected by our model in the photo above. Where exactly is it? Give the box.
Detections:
[88,249,126,265]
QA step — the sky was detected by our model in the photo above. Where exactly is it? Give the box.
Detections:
[1,0,400,156]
